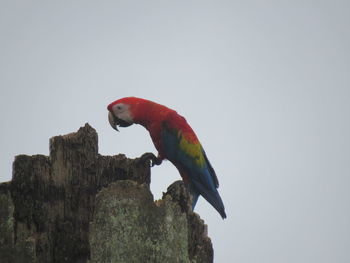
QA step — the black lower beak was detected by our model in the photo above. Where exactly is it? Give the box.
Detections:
[116,118,132,128]
[108,112,132,131]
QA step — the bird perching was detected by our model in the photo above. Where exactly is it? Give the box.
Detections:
[107,97,226,219]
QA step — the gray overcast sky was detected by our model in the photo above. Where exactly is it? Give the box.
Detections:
[1,1,349,262]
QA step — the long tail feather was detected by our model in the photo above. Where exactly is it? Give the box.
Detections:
[191,180,227,219]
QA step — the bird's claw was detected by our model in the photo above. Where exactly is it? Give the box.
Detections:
[138,152,163,167]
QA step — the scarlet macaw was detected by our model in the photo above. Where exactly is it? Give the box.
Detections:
[108,97,226,219]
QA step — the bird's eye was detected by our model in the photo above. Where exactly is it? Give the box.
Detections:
[117,105,122,110]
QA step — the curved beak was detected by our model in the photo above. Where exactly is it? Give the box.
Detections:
[108,111,119,131]
[108,111,133,132]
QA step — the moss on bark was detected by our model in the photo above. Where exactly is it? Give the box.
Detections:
[0,124,213,263]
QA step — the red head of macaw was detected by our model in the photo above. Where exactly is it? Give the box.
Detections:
[107,97,226,219]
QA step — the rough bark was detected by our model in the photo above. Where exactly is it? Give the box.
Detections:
[0,124,213,263]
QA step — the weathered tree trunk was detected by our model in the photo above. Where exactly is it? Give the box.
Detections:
[0,124,213,263]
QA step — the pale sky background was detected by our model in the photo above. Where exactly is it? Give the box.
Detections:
[1,1,349,262]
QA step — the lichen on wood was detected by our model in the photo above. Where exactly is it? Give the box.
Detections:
[0,123,213,263]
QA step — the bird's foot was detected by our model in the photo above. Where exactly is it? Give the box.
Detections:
[138,152,163,167]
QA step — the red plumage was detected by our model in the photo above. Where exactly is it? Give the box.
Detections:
[107,97,226,218]
[108,97,199,159]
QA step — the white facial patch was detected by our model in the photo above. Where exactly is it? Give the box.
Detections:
[112,103,133,123]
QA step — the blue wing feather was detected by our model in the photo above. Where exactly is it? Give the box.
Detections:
[161,120,226,218]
